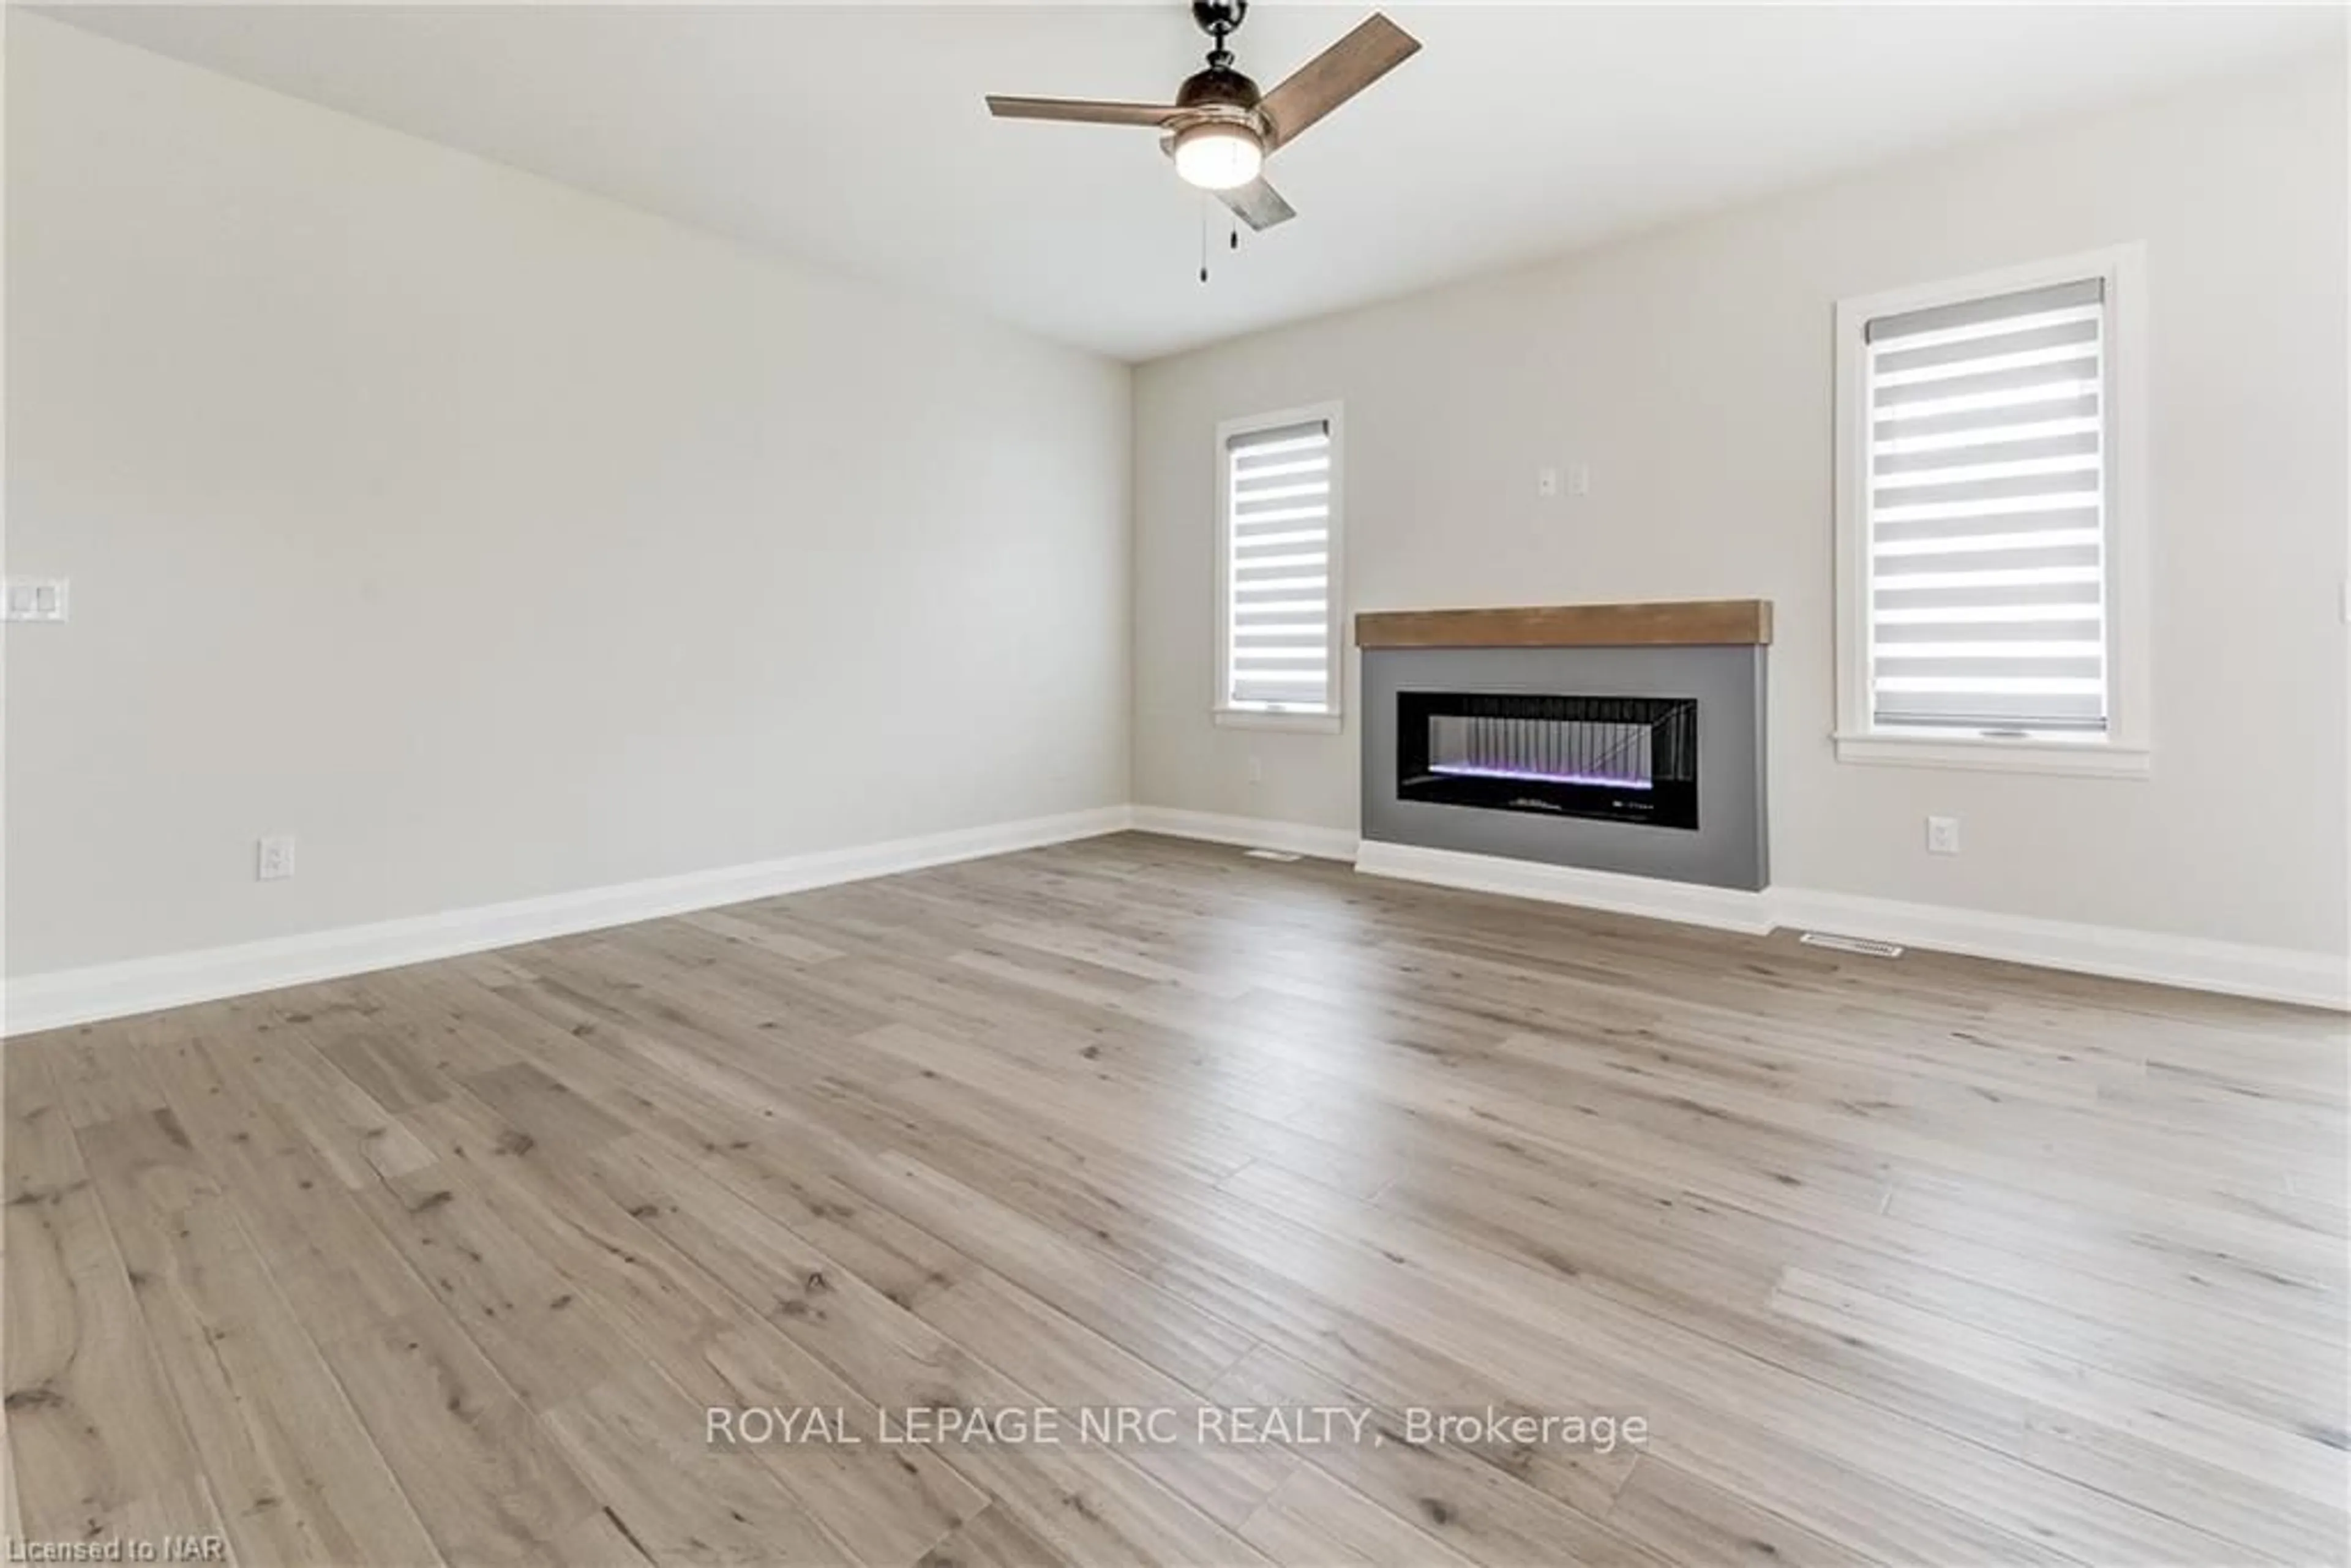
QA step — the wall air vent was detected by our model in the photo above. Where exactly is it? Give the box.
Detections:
[1799,931,1906,959]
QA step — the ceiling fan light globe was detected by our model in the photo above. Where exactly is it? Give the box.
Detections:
[1172,122,1263,191]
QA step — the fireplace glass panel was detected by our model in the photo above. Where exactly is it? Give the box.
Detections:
[1398,692,1698,829]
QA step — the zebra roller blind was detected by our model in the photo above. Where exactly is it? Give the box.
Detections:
[1865,276,2109,734]
[1225,418,1334,711]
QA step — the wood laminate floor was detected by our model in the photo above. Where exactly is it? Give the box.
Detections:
[6,832,2346,1566]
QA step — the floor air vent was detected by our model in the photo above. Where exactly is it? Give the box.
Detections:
[1243,848,1303,863]
[1799,931,1905,959]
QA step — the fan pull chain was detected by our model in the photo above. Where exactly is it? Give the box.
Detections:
[1196,197,1240,283]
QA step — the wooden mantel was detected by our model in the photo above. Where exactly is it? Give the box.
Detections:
[1354,599,1772,650]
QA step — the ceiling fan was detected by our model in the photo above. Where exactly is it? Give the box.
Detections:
[985,1,1421,232]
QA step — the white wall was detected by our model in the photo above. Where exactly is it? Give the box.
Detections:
[1134,54,2349,960]
[6,16,1132,978]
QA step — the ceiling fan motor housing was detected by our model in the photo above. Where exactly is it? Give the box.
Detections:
[1177,66,1262,115]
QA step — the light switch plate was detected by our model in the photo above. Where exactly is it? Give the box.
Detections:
[2,578,69,623]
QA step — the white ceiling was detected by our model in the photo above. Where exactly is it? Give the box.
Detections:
[42,2,2344,361]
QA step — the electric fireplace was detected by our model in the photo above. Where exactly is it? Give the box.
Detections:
[1359,603,1768,890]
[1396,692,1699,830]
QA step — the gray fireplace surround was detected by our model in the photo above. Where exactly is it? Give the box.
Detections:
[1360,631,1769,893]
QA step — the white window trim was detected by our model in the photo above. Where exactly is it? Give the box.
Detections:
[1832,244,2151,779]
[1213,400,1346,733]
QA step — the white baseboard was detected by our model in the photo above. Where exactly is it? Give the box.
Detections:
[2,805,1134,1037]
[1130,805,1359,862]
[12,803,2342,1034]
[1146,812,2348,1013]
[1771,886,2350,1012]
[1354,838,1777,935]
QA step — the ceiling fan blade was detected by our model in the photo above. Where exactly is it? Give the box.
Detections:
[1217,178,1297,233]
[1258,13,1421,148]
[985,96,1179,127]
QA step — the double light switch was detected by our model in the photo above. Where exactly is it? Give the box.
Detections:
[2,579,69,622]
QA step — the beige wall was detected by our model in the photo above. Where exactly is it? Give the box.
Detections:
[1134,55,2349,956]
[9,20,2344,984]
[6,17,1133,975]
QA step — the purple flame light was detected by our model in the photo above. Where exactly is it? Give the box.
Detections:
[1427,762,1652,791]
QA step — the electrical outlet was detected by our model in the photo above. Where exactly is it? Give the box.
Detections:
[257,835,297,881]
[1568,463,1591,497]
[1247,754,1264,785]
[1925,816,1961,856]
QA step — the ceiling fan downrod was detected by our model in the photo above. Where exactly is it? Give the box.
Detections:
[1193,0,1247,70]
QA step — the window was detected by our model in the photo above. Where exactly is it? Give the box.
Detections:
[1834,247,2149,776]
[1216,403,1343,730]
